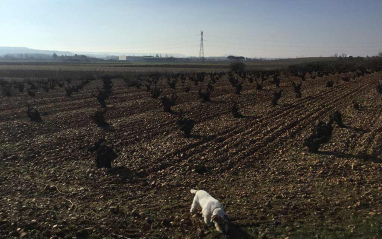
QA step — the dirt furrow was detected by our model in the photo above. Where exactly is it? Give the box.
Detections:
[145,77,374,176]
[216,78,372,164]
[161,79,363,162]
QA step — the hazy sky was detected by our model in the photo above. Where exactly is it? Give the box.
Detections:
[1,0,382,58]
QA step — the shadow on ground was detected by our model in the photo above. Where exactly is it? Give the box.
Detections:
[106,166,146,183]
[224,222,254,239]
[319,151,381,163]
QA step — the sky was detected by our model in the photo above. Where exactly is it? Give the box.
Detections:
[0,0,382,58]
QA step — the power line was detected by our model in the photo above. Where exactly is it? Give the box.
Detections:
[118,41,199,50]
[46,34,200,49]
[204,44,381,52]
[204,40,382,49]
[206,34,382,46]
[130,44,200,53]
[44,32,380,56]
[115,34,200,46]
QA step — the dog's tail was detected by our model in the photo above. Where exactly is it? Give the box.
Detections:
[190,189,198,194]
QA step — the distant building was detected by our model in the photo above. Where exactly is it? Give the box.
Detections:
[119,55,127,61]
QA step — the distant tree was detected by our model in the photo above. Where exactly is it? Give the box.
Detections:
[53,53,58,59]
[227,55,245,61]
[333,53,338,57]
[379,52,382,57]
[229,62,246,73]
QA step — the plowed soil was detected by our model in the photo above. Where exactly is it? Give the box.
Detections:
[1,72,381,238]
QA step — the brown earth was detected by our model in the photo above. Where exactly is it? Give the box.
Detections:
[0,71,381,238]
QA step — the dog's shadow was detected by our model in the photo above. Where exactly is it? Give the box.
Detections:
[224,222,253,239]
[204,222,253,239]
[191,216,253,239]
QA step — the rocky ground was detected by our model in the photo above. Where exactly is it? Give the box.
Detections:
[0,71,381,238]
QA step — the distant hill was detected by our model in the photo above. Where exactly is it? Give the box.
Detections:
[0,47,278,60]
[0,47,190,59]
[77,52,188,59]
[0,47,73,56]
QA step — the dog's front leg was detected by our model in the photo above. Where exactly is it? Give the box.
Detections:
[190,196,199,214]
[202,210,212,226]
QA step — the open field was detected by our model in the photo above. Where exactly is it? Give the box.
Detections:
[0,57,338,73]
[0,63,381,238]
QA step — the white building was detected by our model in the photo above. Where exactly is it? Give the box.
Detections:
[119,55,127,61]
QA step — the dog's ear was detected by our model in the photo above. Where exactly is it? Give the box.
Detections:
[211,215,221,222]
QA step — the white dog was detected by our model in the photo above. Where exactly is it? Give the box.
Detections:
[190,189,229,234]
